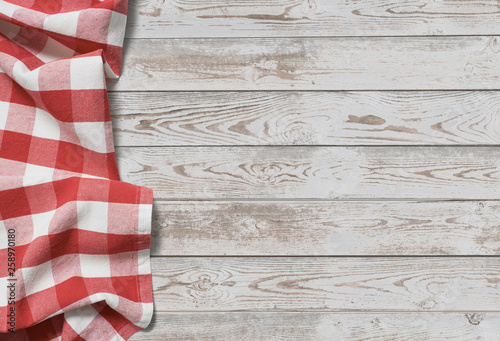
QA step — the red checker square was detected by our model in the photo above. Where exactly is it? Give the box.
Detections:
[49,229,81,259]
[81,150,110,179]
[3,214,34,247]
[0,131,31,163]
[24,181,57,214]
[0,186,31,220]
[27,136,59,168]
[60,0,92,12]
[111,276,139,302]
[83,277,114,297]
[76,8,111,44]
[138,274,153,303]
[4,102,36,135]
[21,236,51,268]
[108,180,138,204]
[91,0,118,11]
[75,39,104,57]
[39,90,73,122]
[9,82,36,108]
[24,314,64,341]
[54,277,90,310]
[109,252,138,277]
[51,253,82,284]
[25,287,61,322]
[30,0,62,14]
[0,74,13,102]
[55,141,85,174]
[53,178,80,207]
[139,186,153,205]
[38,59,71,91]
[14,297,35,328]
[71,89,108,122]
[107,203,138,235]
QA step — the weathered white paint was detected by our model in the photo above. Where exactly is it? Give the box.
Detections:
[151,257,500,311]
[110,91,500,146]
[109,36,500,91]
[131,312,500,340]
[117,146,500,199]
[127,0,500,38]
[150,200,500,256]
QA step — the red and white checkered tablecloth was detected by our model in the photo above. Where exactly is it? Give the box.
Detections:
[0,1,154,340]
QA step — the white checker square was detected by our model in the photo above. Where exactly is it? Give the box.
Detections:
[137,204,152,235]
[36,37,75,63]
[32,108,60,140]
[137,302,154,328]
[74,121,107,153]
[137,249,151,276]
[31,209,56,240]
[0,101,8,130]
[70,56,105,90]
[23,164,55,187]
[107,11,127,47]
[79,254,111,278]
[0,221,6,249]
[77,201,109,233]
[43,11,80,37]
[0,277,7,307]
[22,261,56,296]
[64,304,98,334]
[12,61,40,91]
[0,0,21,17]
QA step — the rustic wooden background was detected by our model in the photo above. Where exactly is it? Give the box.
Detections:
[117,0,500,339]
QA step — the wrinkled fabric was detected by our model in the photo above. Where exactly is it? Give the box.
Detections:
[0,1,154,340]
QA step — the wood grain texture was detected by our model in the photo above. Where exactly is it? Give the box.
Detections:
[110,91,500,146]
[150,257,500,311]
[150,201,500,256]
[132,312,500,340]
[116,146,500,200]
[109,36,500,91]
[127,0,500,38]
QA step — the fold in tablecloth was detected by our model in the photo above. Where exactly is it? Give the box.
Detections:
[0,1,154,340]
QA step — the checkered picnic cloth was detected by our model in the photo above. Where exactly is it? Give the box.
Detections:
[0,1,154,340]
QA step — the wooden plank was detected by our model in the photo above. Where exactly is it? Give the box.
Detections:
[116,146,500,200]
[110,36,500,91]
[127,0,500,38]
[150,201,500,256]
[150,257,500,311]
[132,312,500,340]
[110,91,500,146]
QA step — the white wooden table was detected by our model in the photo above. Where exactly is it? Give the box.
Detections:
[118,1,500,339]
